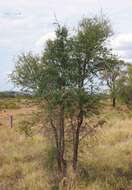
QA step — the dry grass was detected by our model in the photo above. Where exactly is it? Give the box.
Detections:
[79,109,132,190]
[0,98,132,189]
[0,126,51,190]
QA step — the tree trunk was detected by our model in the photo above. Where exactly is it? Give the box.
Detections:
[58,104,67,176]
[50,104,67,177]
[73,126,80,172]
[112,97,116,107]
[50,118,62,172]
[72,109,83,172]
[57,151,62,172]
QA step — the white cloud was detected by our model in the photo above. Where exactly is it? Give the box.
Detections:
[110,33,132,63]
[36,32,55,47]
[111,33,132,50]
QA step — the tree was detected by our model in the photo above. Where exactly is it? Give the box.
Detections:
[117,64,132,107]
[102,55,124,107]
[10,16,112,175]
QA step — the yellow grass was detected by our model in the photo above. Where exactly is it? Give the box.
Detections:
[1,98,132,189]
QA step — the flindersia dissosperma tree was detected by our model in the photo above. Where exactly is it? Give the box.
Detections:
[11,16,114,175]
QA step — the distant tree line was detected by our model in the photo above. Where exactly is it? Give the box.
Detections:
[0,91,32,98]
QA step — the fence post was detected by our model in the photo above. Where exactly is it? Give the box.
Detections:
[9,114,13,128]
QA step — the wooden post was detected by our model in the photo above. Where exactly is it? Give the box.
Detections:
[9,115,13,128]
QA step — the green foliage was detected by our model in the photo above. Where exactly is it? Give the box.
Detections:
[117,65,132,107]
[10,52,41,93]
[10,16,112,100]
[101,55,124,104]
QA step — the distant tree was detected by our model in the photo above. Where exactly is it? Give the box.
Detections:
[117,64,132,107]
[102,55,124,107]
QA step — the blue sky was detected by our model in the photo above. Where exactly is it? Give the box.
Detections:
[0,0,132,91]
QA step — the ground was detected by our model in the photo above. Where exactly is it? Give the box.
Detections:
[0,97,132,190]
